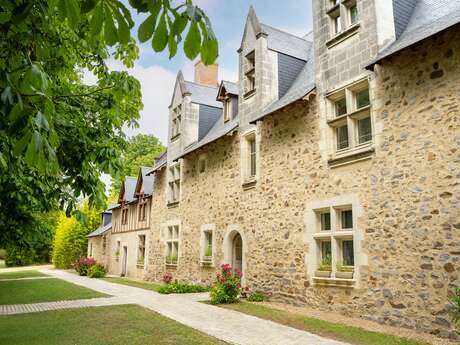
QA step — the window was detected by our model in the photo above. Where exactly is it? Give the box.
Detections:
[341,209,353,229]
[244,51,255,96]
[102,236,107,255]
[242,131,257,186]
[171,104,182,139]
[167,162,181,205]
[89,242,93,257]
[320,212,331,231]
[336,125,349,150]
[165,225,179,265]
[327,80,372,153]
[349,4,358,25]
[121,206,128,225]
[249,137,256,178]
[203,231,213,262]
[137,235,146,266]
[333,14,342,34]
[312,204,356,280]
[138,198,147,221]
[116,241,121,258]
[223,98,232,122]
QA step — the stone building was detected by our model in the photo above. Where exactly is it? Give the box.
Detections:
[90,0,460,339]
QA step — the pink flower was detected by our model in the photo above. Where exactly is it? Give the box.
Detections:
[236,283,241,289]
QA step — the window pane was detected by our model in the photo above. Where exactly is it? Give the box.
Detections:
[342,240,354,266]
[334,15,341,33]
[320,212,331,231]
[341,210,353,229]
[249,139,256,177]
[336,125,349,150]
[356,88,370,108]
[335,98,347,116]
[321,241,332,261]
[350,5,358,24]
[358,116,372,143]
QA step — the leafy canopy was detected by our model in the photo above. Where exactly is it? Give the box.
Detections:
[0,0,217,249]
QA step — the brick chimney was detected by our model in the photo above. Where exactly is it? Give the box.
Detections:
[194,61,218,86]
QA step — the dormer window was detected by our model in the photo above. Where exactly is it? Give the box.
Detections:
[121,205,128,225]
[244,51,255,98]
[138,197,147,221]
[223,97,232,122]
[171,104,182,140]
[167,162,181,206]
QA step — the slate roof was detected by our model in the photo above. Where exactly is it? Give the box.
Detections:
[220,81,239,96]
[139,166,154,195]
[147,150,167,175]
[177,114,239,160]
[185,81,222,108]
[260,23,311,61]
[87,222,111,238]
[123,176,137,202]
[106,203,118,211]
[367,0,460,68]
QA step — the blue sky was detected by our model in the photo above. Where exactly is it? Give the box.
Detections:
[108,1,313,145]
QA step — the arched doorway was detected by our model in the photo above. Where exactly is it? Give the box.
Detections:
[232,233,243,273]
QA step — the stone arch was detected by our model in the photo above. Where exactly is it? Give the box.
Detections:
[223,226,248,284]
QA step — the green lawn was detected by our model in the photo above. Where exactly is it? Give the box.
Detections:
[0,304,227,345]
[0,270,48,280]
[0,278,107,305]
[219,302,429,345]
[102,277,163,292]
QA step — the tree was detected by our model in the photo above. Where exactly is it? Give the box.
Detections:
[53,202,102,269]
[110,134,164,196]
[0,1,216,251]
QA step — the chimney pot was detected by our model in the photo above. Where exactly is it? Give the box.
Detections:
[194,61,218,86]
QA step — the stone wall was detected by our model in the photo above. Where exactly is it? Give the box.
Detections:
[145,28,460,340]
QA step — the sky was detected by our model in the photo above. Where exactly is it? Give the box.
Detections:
[97,0,314,145]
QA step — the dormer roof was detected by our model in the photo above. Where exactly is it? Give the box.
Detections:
[118,176,137,203]
[217,80,238,100]
[146,150,167,175]
[135,166,154,196]
[367,0,460,69]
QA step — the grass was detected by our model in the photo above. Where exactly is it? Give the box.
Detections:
[0,304,227,345]
[102,277,163,292]
[0,278,107,305]
[219,302,429,345]
[0,270,48,280]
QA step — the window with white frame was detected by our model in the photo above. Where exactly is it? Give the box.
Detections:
[327,80,372,153]
[171,104,182,139]
[328,0,358,37]
[167,162,181,204]
[242,132,257,183]
[165,225,179,265]
[137,235,146,266]
[223,97,232,122]
[138,197,147,221]
[244,51,255,97]
[202,230,213,262]
[347,1,358,26]
[313,205,355,279]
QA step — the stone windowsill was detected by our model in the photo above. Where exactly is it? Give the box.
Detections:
[170,133,181,142]
[242,177,257,190]
[313,276,355,288]
[167,201,180,208]
[328,144,374,168]
[243,89,256,99]
[165,263,178,269]
[326,23,360,49]
[136,263,144,269]
[200,259,214,267]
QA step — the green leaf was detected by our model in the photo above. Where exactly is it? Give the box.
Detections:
[171,13,188,36]
[168,35,178,59]
[65,0,80,26]
[1,86,13,104]
[33,130,43,152]
[0,153,7,170]
[152,13,168,52]
[9,102,23,123]
[34,111,50,131]
[81,0,97,13]
[0,11,12,24]
[138,13,157,43]
[201,37,218,65]
[104,6,119,46]
[184,21,201,60]
[90,3,104,36]
[113,8,130,44]
[14,131,31,156]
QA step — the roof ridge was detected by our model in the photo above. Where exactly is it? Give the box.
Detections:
[260,22,308,41]
[185,80,219,89]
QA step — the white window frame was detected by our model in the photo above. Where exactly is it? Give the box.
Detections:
[137,234,146,267]
[165,225,180,266]
[223,97,232,122]
[241,129,258,186]
[167,161,181,205]
[200,224,215,266]
[305,196,367,287]
[171,104,182,140]
[243,50,256,97]
[326,79,372,153]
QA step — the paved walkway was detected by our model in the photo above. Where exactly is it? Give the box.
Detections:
[0,276,53,281]
[0,264,53,273]
[36,269,348,345]
[0,297,129,315]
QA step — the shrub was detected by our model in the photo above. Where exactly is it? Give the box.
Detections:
[87,263,107,278]
[449,287,460,329]
[247,291,267,302]
[210,264,242,304]
[0,249,7,260]
[74,257,96,276]
[158,282,209,294]
[5,246,35,267]
[336,261,354,272]
[162,272,173,284]
[317,256,332,271]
